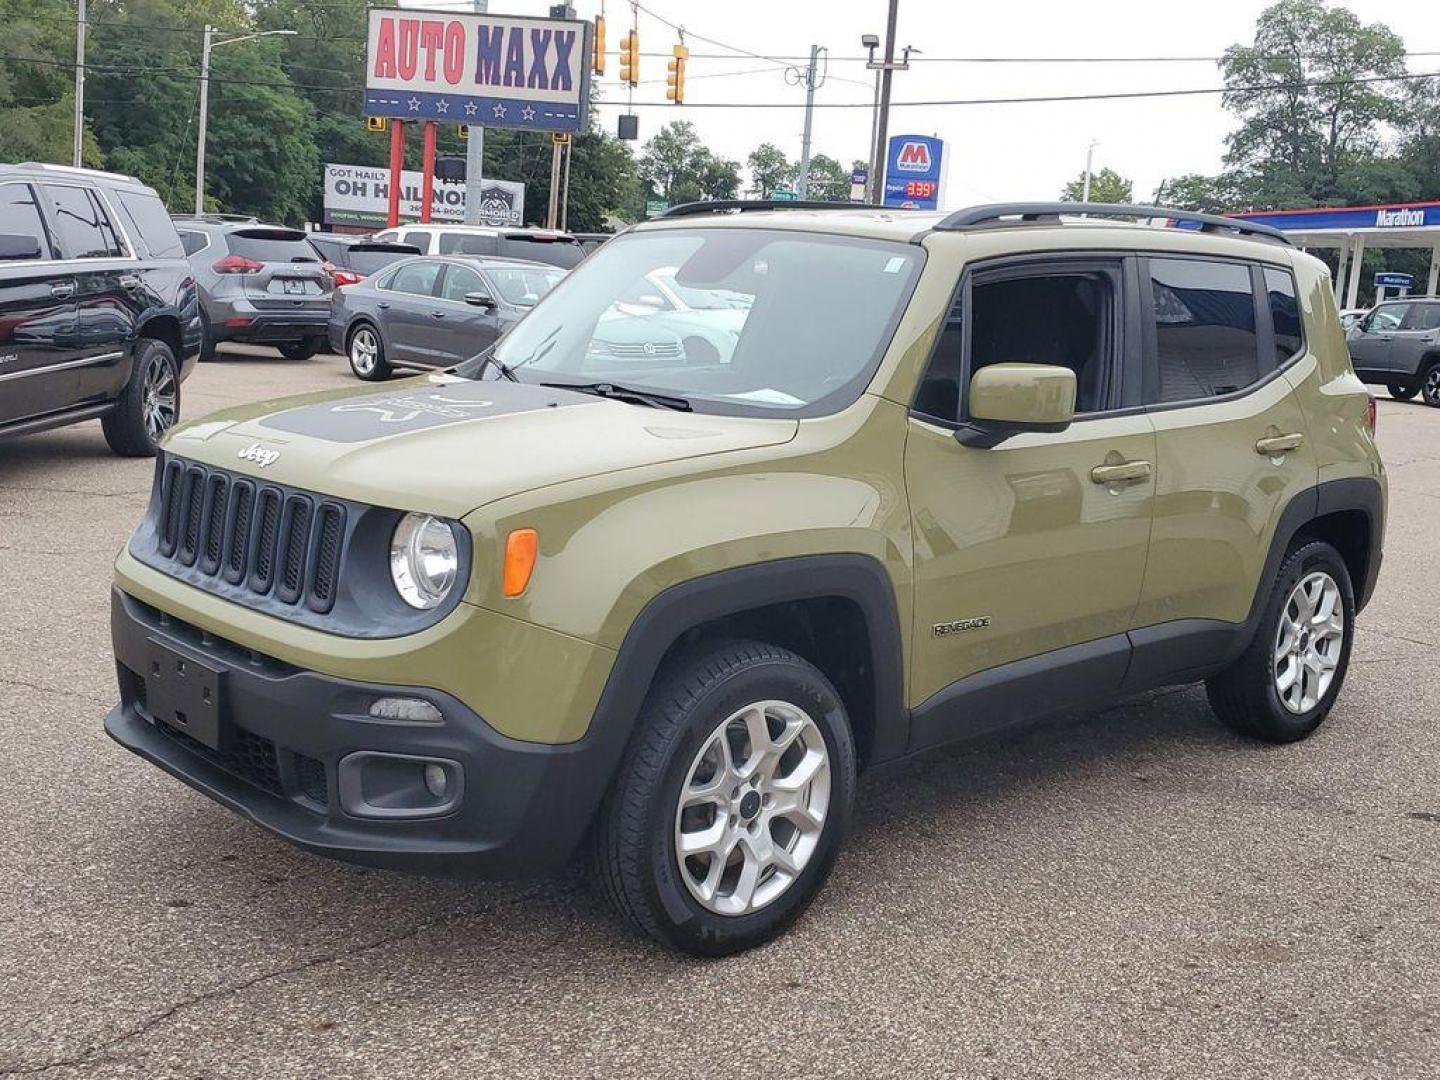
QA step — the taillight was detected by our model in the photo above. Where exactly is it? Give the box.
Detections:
[212,254,263,275]
[1366,395,1378,436]
[323,260,363,287]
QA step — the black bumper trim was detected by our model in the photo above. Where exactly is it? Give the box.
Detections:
[106,588,613,877]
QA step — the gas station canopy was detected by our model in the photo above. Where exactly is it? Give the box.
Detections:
[1229,201,1440,309]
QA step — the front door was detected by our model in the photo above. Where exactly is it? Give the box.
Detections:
[1347,301,1407,375]
[905,255,1155,746]
[432,263,502,365]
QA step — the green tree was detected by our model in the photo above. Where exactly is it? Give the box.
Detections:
[639,121,739,204]
[1061,166,1133,203]
[800,153,849,198]
[746,142,794,196]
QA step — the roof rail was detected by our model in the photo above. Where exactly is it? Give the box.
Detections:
[171,212,259,223]
[14,161,144,186]
[935,202,1293,247]
[659,198,883,219]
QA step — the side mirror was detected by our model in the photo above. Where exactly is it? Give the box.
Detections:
[463,292,496,310]
[956,363,1076,448]
[0,233,43,260]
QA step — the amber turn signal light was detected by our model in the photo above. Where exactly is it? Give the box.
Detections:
[502,528,538,597]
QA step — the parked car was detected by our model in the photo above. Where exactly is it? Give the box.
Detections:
[329,255,564,380]
[106,201,1384,956]
[172,216,332,361]
[371,223,585,269]
[573,232,613,254]
[1346,297,1440,405]
[0,163,199,455]
[306,233,422,286]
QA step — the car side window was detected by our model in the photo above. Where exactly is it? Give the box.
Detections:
[1146,257,1260,403]
[401,231,430,251]
[1400,304,1440,331]
[0,183,55,260]
[389,260,442,296]
[1363,304,1407,333]
[1264,267,1303,363]
[40,184,125,258]
[439,232,496,256]
[439,264,484,302]
[116,191,184,259]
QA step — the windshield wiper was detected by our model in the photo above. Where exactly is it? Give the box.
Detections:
[460,345,517,381]
[540,381,692,411]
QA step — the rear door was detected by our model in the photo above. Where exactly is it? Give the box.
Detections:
[34,181,139,406]
[1390,302,1440,379]
[432,262,501,364]
[1134,255,1317,640]
[377,259,445,366]
[0,180,81,424]
[225,227,331,320]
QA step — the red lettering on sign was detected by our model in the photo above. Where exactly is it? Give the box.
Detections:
[443,22,465,84]
[373,16,397,79]
[420,20,445,81]
[397,18,419,81]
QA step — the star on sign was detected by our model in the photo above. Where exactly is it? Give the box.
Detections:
[520,106,536,122]
[491,103,507,119]
[407,96,420,112]
[463,101,478,117]
[436,98,449,114]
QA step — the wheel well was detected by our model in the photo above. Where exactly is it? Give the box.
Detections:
[657,597,879,768]
[137,315,182,360]
[1294,509,1370,596]
[346,319,378,349]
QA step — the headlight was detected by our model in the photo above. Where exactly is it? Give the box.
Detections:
[389,514,459,610]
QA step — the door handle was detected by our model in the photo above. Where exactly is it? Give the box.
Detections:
[49,282,75,299]
[1255,433,1304,456]
[118,274,142,289]
[1090,460,1152,485]
[377,301,390,309]
[429,311,446,319]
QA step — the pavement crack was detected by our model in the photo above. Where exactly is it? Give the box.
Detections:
[0,885,559,1077]
[0,676,111,708]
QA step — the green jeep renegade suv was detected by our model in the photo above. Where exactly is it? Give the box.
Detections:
[105,202,1385,956]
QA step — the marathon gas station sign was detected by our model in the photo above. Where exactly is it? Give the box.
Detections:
[1232,202,1440,232]
[364,8,592,133]
[882,134,947,211]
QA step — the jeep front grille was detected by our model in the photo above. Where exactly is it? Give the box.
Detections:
[156,459,345,614]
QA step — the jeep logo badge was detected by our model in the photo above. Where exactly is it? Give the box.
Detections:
[237,442,281,468]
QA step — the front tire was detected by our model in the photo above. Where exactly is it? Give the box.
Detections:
[1421,360,1440,407]
[102,338,179,457]
[347,324,391,381]
[592,640,856,956]
[1387,383,1417,401]
[278,337,322,361]
[1206,540,1354,743]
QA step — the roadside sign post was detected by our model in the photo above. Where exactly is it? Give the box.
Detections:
[387,119,406,227]
[420,121,438,223]
[463,0,488,226]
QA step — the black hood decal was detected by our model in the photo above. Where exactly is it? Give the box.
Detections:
[259,381,586,443]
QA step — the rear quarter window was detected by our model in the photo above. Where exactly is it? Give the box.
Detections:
[116,191,184,259]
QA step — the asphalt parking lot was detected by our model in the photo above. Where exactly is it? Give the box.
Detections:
[1,346,1437,1079]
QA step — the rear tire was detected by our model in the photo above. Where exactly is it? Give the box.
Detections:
[1421,360,1440,408]
[278,337,322,361]
[347,324,391,381]
[1387,383,1417,401]
[592,640,856,956]
[1205,540,1354,743]
[198,312,216,362]
[102,338,179,457]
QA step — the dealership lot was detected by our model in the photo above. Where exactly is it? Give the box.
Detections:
[1,350,1437,1079]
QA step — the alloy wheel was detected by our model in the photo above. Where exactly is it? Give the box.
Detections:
[141,353,177,443]
[351,328,378,375]
[673,699,831,916]
[1272,570,1344,714]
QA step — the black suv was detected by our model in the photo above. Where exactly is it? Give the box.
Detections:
[0,163,200,456]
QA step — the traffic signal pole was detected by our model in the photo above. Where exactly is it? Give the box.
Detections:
[871,0,900,202]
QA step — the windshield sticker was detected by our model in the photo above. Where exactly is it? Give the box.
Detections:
[883,256,907,274]
[258,381,588,443]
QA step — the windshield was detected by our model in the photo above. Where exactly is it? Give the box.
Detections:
[454,228,923,417]
[487,265,565,307]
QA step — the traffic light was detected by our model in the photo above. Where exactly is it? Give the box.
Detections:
[458,124,468,140]
[666,44,688,104]
[618,31,639,87]
[592,15,606,76]
[366,116,387,132]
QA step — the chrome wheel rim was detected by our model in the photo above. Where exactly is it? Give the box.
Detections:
[1424,367,1440,405]
[1273,571,1344,714]
[673,700,831,916]
[141,353,177,442]
[351,329,378,375]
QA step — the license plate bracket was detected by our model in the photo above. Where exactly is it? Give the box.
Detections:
[143,637,227,750]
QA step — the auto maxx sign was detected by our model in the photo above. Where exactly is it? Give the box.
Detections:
[363,9,592,133]
[323,163,524,227]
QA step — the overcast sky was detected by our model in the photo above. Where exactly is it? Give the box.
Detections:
[435,0,1439,207]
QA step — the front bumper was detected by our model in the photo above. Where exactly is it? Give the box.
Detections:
[105,588,616,877]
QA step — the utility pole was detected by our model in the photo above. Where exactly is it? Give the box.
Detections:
[868,1,912,206]
[72,0,86,166]
[861,34,880,201]
[1082,139,1098,203]
[195,26,295,214]
[463,0,489,224]
[796,44,821,199]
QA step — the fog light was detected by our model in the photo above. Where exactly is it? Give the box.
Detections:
[368,697,443,724]
[423,763,449,798]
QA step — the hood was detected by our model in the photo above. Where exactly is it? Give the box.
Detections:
[163,374,798,518]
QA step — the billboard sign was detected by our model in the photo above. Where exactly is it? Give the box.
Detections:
[883,134,946,211]
[364,9,591,133]
[323,162,524,227]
